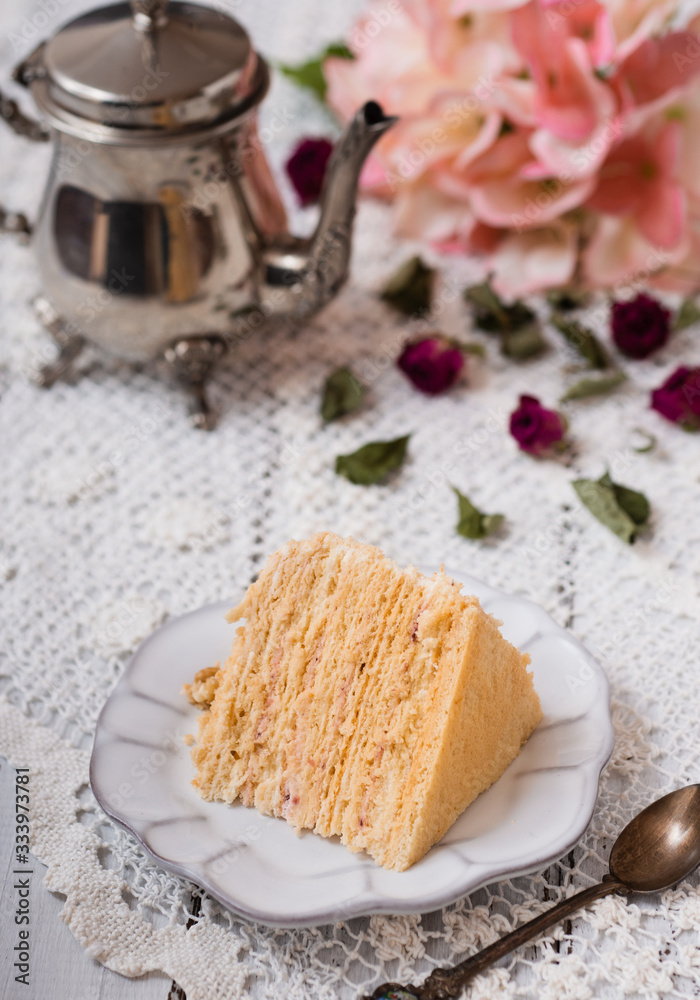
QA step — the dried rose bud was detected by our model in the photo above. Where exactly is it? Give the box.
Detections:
[611,293,671,359]
[285,137,334,207]
[650,365,700,430]
[509,394,566,455]
[397,337,465,395]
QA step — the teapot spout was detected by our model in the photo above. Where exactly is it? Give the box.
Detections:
[260,101,397,320]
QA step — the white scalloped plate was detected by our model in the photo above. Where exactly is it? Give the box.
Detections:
[90,568,614,927]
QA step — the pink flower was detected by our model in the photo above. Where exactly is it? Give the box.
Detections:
[509,395,566,455]
[285,138,334,206]
[582,214,689,289]
[397,336,465,394]
[323,0,700,296]
[586,119,685,249]
[510,1,617,141]
[616,32,700,110]
[651,366,700,429]
[463,127,595,230]
[611,293,671,358]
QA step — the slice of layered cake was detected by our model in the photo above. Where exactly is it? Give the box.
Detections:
[186,532,542,871]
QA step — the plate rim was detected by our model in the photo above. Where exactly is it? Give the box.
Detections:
[90,570,615,927]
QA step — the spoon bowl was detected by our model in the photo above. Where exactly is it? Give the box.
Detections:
[367,785,700,1000]
[610,784,700,892]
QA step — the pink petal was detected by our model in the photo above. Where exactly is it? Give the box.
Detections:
[655,121,681,176]
[532,40,609,141]
[489,224,577,297]
[491,77,538,128]
[648,220,700,292]
[451,0,528,10]
[614,1,679,62]
[618,32,700,106]
[583,214,689,288]
[637,180,685,249]
[528,113,624,179]
[324,57,373,122]
[393,185,474,243]
[469,172,594,228]
[359,154,393,196]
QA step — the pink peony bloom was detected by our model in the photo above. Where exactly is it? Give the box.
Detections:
[323,0,700,295]
[509,394,566,455]
[397,336,465,393]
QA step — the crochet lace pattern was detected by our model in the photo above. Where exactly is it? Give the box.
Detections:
[1,1,699,997]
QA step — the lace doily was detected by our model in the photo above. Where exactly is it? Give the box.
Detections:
[1,1,699,998]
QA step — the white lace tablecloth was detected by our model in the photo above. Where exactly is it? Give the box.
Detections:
[2,2,700,998]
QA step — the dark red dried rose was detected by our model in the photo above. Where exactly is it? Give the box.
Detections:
[397,337,465,395]
[650,365,700,430]
[509,394,566,455]
[611,293,671,359]
[285,137,334,206]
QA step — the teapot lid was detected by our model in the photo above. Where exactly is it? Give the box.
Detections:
[21,0,269,142]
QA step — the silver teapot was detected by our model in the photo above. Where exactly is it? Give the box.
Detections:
[0,0,396,426]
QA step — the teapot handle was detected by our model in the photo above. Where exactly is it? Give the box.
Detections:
[0,86,48,237]
[0,89,49,143]
[0,205,31,238]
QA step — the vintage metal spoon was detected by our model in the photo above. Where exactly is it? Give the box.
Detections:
[365,785,700,1000]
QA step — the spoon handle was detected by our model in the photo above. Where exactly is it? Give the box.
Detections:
[367,875,624,1000]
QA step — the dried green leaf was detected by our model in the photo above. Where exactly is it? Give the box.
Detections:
[560,371,626,401]
[335,435,410,485]
[573,472,650,543]
[674,297,700,331]
[481,512,505,536]
[453,487,504,540]
[464,279,535,333]
[502,323,547,360]
[546,287,590,311]
[321,366,365,422]
[449,339,486,358]
[551,313,609,369]
[598,472,650,525]
[380,256,434,316]
[279,42,354,101]
[631,427,657,454]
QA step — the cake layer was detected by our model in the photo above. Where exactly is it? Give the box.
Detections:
[189,532,542,870]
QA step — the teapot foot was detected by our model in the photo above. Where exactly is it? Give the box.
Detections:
[164,336,226,431]
[33,296,85,388]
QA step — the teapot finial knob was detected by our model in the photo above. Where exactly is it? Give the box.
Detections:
[130,0,169,30]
